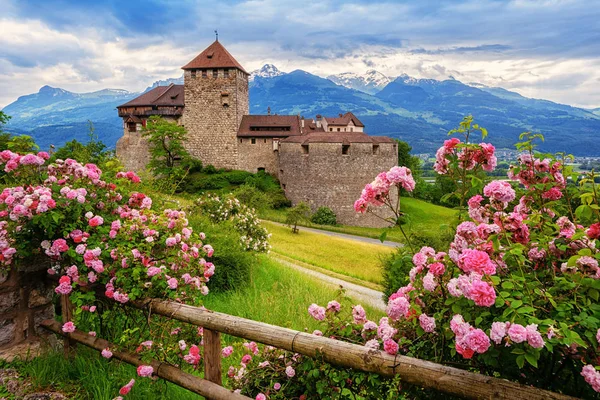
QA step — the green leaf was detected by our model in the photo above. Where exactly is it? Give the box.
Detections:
[516,355,525,369]
[517,306,535,314]
[502,281,515,289]
[510,300,523,309]
[379,231,387,243]
[524,352,538,368]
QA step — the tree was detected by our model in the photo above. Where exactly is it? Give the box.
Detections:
[395,139,421,177]
[285,202,311,233]
[141,116,190,176]
[0,111,11,150]
[51,121,114,167]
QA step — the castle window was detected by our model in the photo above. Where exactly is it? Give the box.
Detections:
[302,144,309,154]
[350,128,354,132]
[337,128,341,132]
[221,92,229,108]
[224,69,229,78]
[213,69,218,78]
[329,128,333,131]
[282,184,286,190]
[342,144,350,155]
[191,70,196,79]
[280,169,283,175]
[202,70,207,78]
[239,139,243,143]
[264,138,267,143]
[258,167,265,172]
[127,122,136,132]
[251,138,256,144]
[373,144,380,155]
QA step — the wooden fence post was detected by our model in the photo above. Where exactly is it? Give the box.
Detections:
[61,294,75,357]
[203,328,222,386]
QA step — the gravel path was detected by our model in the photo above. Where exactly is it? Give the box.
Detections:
[271,255,386,311]
[262,220,401,248]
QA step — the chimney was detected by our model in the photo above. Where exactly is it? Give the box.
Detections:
[339,113,343,117]
[316,114,322,128]
[267,106,271,116]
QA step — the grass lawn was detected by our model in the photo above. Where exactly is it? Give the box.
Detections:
[3,256,384,400]
[205,255,384,330]
[262,220,394,285]
[260,197,458,245]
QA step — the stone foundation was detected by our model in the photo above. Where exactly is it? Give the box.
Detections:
[0,260,55,361]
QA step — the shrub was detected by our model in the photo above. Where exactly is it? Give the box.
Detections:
[195,194,271,252]
[232,184,273,211]
[381,247,413,300]
[187,214,252,292]
[232,119,600,399]
[224,170,252,185]
[244,171,280,192]
[191,175,230,191]
[203,164,218,174]
[310,206,337,226]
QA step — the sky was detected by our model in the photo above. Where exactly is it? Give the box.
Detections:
[1,0,600,109]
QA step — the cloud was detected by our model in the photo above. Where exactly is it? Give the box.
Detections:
[1,0,600,108]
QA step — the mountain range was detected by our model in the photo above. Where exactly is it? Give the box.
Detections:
[2,64,600,156]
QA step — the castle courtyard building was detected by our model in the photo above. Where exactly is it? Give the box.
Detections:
[116,40,396,227]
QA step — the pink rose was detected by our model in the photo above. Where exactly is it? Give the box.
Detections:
[136,365,154,377]
[62,321,76,333]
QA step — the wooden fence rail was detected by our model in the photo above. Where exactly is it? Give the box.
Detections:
[127,298,576,400]
[40,319,250,400]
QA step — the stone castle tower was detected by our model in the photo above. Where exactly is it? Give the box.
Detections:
[181,40,249,169]
[116,39,397,228]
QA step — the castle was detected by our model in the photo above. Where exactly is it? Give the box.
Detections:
[116,40,397,227]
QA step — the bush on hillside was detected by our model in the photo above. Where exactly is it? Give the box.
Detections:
[233,184,273,211]
[223,170,252,185]
[310,206,337,226]
[187,214,252,292]
[195,194,271,253]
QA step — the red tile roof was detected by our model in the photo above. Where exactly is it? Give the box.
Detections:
[238,115,303,137]
[281,131,395,144]
[324,112,364,127]
[181,40,248,74]
[117,84,184,108]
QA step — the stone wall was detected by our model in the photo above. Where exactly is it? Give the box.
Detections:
[116,117,182,172]
[0,260,55,360]
[116,124,151,172]
[238,137,280,174]
[182,68,248,170]
[278,141,397,227]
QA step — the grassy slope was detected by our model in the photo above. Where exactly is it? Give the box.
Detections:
[262,220,394,285]
[260,197,457,244]
[205,255,384,329]
[6,256,384,400]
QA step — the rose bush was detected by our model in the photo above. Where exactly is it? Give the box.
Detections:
[231,123,600,399]
[0,150,216,397]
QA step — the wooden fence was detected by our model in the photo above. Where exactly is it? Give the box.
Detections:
[42,296,577,400]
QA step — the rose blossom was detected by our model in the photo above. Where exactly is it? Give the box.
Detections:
[62,321,76,333]
[383,339,399,355]
[136,365,154,377]
[285,366,295,378]
[418,314,436,333]
[507,323,528,343]
[222,346,234,358]
[119,379,135,396]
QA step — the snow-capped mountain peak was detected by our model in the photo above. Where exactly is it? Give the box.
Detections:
[250,64,285,82]
[327,70,392,94]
